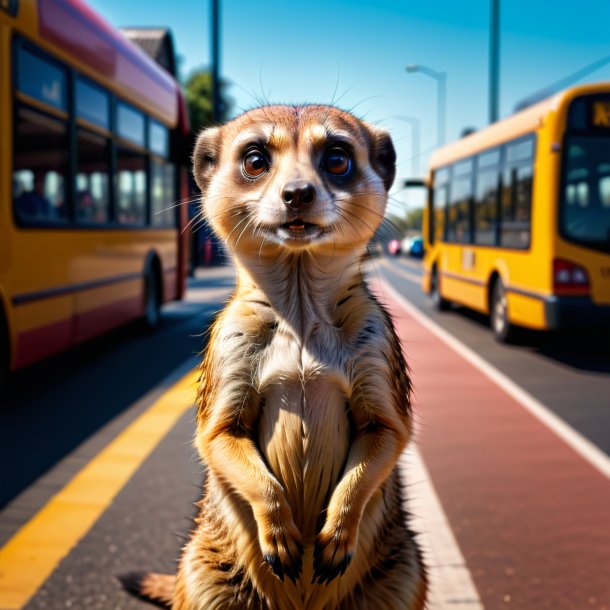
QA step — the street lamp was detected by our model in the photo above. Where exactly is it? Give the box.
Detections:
[211,0,222,123]
[392,115,421,178]
[405,64,447,147]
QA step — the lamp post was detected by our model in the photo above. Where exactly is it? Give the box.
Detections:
[405,64,446,147]
[489,0,500,123]
[393,115,421,178]
[211,0,222,123]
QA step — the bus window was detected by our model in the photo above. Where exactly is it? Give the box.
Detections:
[76,78,110,129]
[151,160,176,227]
[149,120,169,158]
[474,149,500,246]
[13,107,69,222]
[500,136,534,249]
[117,102,146,147]
[447,158,473,243]
[17,45,67,111]
[117,147,147,225]
[561,137,610,247]
[76,129,110,223]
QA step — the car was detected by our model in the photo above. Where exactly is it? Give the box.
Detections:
[388,239,401,256]
[408,236,424,258]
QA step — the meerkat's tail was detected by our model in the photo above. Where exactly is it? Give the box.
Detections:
[118,571,175,608]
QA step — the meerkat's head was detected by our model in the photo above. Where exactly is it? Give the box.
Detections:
[193,105,395,256]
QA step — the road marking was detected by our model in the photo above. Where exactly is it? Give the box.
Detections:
[378,257,422,285]
[399,257,424,273]
[0,368,199,609]
[379,279,610,481]
[401,448,484,609]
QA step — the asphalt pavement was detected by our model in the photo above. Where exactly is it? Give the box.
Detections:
[1,258,609,610]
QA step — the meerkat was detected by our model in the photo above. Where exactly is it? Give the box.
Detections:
[122,105,427,610]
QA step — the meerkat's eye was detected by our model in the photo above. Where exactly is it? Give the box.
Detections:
[322,147,352,176]
[242,148,269,179]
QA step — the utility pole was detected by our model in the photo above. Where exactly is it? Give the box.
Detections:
[211,0,222,123]
[489,0,500,123]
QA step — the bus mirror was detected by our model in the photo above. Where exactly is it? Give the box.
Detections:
[403,179,427,188]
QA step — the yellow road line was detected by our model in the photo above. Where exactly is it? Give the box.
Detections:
[0,368,199,609]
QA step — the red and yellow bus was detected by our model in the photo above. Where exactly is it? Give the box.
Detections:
[0,0,191,388]
[421,83,610,341]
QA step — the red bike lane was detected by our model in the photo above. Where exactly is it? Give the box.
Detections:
[375,279,610,610]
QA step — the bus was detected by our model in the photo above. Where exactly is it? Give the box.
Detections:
[0,0,191,391]
[421,83,610,342]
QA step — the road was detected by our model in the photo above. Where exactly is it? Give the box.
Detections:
[0,258,609,610]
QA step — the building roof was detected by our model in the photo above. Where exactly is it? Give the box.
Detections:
[120,27,177,77]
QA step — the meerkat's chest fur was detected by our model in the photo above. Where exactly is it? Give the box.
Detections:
[254,306,355,543]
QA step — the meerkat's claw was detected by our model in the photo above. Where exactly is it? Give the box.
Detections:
[264,553,285,581]
[262,527,303,584]
[312,534,353,585]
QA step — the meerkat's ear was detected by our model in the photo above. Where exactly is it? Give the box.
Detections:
[366,125,396,192]
[192,126,222,193]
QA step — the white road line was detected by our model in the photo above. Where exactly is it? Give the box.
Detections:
[401,448,484,609]
[378,257,422,285]
[380,279,610,481]
[399,257,425,272]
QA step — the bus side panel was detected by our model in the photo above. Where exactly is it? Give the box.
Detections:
[11,229,76,368]
[441,275,486,311]
[72,230,178,342]
[440,245,488,312]
[507,292,547,329]
[74,281,142,343]
[13,297,74,368]
[163,267,177,302]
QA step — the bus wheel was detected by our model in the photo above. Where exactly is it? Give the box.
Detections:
[142,266,162,332]
[431,267,449,311]
[490,279,516,343]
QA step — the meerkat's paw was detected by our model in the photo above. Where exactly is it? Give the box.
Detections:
[312,522,356,585]
[260,517,303,584]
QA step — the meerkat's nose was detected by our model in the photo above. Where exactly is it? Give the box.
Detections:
[281,180,316,208]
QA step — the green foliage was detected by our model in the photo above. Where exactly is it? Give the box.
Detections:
[404,207,423,231]
[184,69,233,132]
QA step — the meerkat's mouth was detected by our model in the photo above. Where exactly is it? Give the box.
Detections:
[276,219,323,240]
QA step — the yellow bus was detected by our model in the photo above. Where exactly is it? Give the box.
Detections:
[0,0,191,391]
[421,82,610,341]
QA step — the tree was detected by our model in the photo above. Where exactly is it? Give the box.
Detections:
[184,69,233,132]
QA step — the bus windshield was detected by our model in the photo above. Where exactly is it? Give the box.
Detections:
[561,137,610,251]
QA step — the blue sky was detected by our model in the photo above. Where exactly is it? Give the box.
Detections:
[90,0,610,214]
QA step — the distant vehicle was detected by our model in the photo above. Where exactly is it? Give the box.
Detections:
[420,83,610,342]
[0,0,191,389]
[388,239,402,256]
[408,236,424,258]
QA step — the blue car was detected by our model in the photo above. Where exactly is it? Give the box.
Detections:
[408,236,424,258]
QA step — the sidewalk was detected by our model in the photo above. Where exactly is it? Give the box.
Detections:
[377,277,610,610]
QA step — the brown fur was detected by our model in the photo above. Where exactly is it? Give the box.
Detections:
[129,106,427,609]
